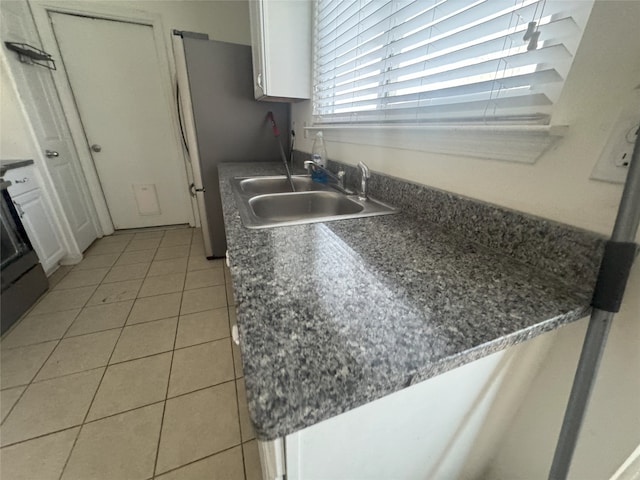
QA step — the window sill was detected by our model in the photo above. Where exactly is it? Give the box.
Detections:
[304,124,569,164]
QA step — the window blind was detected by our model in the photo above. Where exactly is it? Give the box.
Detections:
[313,0,593,125]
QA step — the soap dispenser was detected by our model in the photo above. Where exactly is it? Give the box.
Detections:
[311,131,327,183]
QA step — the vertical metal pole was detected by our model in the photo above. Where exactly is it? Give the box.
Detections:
[549,123,640,480]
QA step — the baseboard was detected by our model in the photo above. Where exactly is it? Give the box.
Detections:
[60,253,83,265]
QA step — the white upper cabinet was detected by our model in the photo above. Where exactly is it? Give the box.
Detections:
[249,0,311,101]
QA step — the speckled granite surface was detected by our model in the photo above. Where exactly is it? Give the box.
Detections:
[219,161,604,441]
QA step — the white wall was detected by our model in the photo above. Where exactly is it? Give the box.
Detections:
[292,0,640,478]
[128,0,250,44]
[32,0,251,45]
[23,0,250,235]
[0,55,35,158]
[484,265,640,480]
[28,0,251,95]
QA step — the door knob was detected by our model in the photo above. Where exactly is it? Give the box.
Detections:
[45,150,59,158]
[91,144,102,152]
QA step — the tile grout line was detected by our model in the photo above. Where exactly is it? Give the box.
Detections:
[55,320,125,480]
[1,230,138,439]
[152,229,190,478]
[218,258,249,476]
[56,231,153,480]
[3,302,135,351]
[2,262,194,349]
[0,306,84,430]
[0,425,82,451]
[224,265,251,479]
[5,366,108,394]
[2,229,224,478]
[152,442,244,479]
[0,361,212,452]
[100,261,151,285]
[64,377,239,432]
[45,265,73,291]
[8,333,235,389]
[0,235,205,353]
[0,235,140,429]
[231,334,251,480]
[8,308,229,389]
[153,232,244,477]
[85,376,238,429]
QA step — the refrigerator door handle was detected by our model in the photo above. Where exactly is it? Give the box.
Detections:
[189,183,206,197]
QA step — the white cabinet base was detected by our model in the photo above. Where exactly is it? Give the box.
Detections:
[12,188,65,274]
[276,332,555,480]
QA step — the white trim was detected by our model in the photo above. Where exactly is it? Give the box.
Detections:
[59,252,83,266]
[304,124,569,164]
[257,438,286,480]
[29,0,196,232]
[610,444,640,480]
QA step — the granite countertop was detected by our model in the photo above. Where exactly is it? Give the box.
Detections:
[219,161,601,441]
[0,159,34,177]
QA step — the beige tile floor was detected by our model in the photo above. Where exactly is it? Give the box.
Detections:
[0,227,262,480]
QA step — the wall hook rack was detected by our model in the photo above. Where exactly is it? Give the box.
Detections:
[4,42,56,70]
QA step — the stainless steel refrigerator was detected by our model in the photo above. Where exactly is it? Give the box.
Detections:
[176,33,290,258]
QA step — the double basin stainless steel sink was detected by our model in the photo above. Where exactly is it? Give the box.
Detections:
[231,175,397,229]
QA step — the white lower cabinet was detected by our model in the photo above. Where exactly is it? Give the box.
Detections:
[12,187,65,274]
[258,333,554,480]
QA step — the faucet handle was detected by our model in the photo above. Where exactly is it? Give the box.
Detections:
[304,160,315,173]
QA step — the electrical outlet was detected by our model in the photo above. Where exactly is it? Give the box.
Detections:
[591,96,640,184]
[303,121,309,139]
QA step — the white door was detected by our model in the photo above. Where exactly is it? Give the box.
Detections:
[0,3,98,253]
[50,13,192,230]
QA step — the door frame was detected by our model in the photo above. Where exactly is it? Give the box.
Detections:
[30,1,198,233]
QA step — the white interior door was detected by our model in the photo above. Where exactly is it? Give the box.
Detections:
[50,13,192,230]
[0,3,98,253]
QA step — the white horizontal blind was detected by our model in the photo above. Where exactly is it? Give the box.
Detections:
[313,0,593,124]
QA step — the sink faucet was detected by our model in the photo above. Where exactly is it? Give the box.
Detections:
[304,160,349,192]
[358,161,371,201]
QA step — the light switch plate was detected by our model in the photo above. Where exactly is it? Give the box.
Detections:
[591,92,640,184]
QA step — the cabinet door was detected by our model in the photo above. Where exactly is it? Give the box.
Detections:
[249,0,311,101]
[249,0,267,99]
[12,189,65,273]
